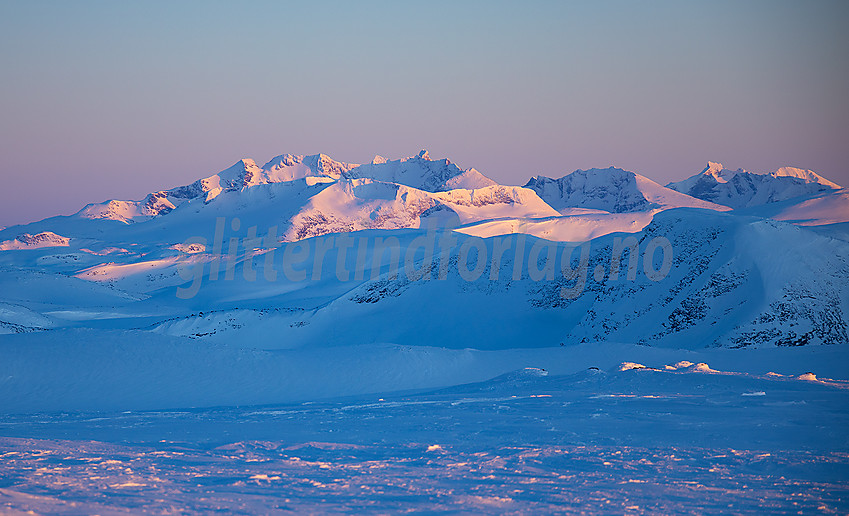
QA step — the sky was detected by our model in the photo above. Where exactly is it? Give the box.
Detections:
[1,0,847,227]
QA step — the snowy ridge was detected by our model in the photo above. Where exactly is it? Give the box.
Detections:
[283,179,557,241]
[149,209,848,350]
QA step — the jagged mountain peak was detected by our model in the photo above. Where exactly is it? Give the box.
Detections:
[261,153,357,181]
[702,161,745,183]
[58,151,842,229]
[218,158,262,183]
[70,151,495,224]
[71,153,356,223]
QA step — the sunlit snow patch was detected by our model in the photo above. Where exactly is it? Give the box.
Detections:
[169,242,206,253]
[664,361,694,370]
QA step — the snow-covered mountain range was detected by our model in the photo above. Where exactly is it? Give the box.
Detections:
[0,150,846,353]
[76,153,358,223]
[38,152,846,244]
[666,161,842,209]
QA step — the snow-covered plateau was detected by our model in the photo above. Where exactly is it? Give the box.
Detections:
[1,151,847,513]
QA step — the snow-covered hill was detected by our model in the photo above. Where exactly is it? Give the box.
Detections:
[0,231,70,251]
[283,179,558,241]
[667,162,842,209]
[151,209,848,350]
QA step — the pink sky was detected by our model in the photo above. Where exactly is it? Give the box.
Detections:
[1,1,847,227]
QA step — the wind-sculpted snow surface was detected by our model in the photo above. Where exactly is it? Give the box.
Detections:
[1,355,848,513]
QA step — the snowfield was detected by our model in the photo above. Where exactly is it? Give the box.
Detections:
[1,151,847,513]
[1,347,848,514]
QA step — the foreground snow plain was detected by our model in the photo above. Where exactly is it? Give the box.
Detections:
[2,337,847,513]
[1,347,848,514]
[1,152,848,513]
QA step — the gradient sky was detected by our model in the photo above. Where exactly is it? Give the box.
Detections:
[1,0,847,227]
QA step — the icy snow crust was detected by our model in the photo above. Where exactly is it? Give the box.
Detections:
[1,151,848,513]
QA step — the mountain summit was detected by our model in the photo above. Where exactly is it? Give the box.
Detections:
[667,163,842,209]
[524,167,727,214]
[76,154,357,222]
[342,150,497,192]
[56,152,846,236]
